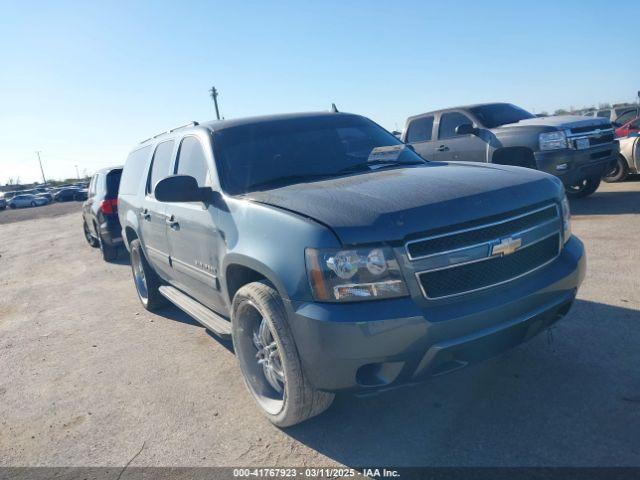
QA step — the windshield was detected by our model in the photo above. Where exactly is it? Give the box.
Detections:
[213,115,425,194]
[470,103,535,128]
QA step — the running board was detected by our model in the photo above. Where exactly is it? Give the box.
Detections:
[158,285,231,336]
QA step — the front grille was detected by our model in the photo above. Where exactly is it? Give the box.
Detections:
[418,234,560,299]
[407,204,558,259]
[570,123,612,134]
[588,133,615,146]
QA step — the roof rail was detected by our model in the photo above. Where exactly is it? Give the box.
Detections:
[140,121,200,144]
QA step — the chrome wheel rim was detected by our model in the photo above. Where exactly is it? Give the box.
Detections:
[131,248,148,301]
[253,317,285,394]
[235,301,285,415]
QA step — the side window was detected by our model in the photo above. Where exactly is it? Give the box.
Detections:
[406,116,434,143]
[88,175,97,197]
[120,145,152,195]
[147,140,175,195]
[438,112,474,140]
[175,137,210,187]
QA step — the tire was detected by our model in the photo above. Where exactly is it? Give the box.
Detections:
[602,155,629,183]
[129,239,168,311]
[231,281,334,427]
[30,201,37,207]
[83,221,99,248]
[565,176,601,199]
[97,229,118,262]
[9,204,16,209]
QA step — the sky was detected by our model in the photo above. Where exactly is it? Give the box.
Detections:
[1,0,638,184]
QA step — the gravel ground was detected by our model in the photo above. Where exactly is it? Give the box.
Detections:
[0,180,638,468]
[0,201,82,225]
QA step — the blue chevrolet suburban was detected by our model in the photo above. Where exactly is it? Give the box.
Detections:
[118,112,585,426]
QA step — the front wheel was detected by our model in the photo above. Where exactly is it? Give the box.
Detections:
[30,201,37,207]
[129,239,167,311]
[565,176,601,198]
[602,155,629,183]
[232,281,334,427]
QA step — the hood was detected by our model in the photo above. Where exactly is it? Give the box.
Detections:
[503,115,611,130]
[245,162,562,245]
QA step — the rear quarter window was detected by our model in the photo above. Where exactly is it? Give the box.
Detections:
[106,170,123,197]
[120,146,151,195]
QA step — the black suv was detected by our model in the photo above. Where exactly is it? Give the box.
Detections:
[82,166,123,261]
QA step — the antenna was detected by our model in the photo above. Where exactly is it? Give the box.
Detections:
[331,103,339,113]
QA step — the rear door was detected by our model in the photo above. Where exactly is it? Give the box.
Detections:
[140,139,175,280]
[404,115,436,160]
[165,134,226,313]
[434,111,486,163]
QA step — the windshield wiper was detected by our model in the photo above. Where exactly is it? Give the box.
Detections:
[336,159,424,175]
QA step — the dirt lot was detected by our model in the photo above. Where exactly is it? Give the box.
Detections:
[0,180,639,468]
[0,201,82,225]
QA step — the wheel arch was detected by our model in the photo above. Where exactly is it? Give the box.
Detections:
[223,254,290,307]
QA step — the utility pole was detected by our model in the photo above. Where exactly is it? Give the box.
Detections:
[209,86,221,120]
[35,151,47,186]
[75,165,80,180]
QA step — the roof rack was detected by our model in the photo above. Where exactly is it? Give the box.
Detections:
[140,121,199,144]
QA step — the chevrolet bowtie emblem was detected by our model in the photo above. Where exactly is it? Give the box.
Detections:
[491,237,522,256]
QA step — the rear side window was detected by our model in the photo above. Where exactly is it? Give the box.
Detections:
[147,141,175,194]
[106,169,122,197]
[438,112,473,139]
[175,137,209,186]
[120,146,152,195]
[406,116,434,143]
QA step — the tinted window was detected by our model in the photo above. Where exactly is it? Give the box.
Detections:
[175,137,210,186]
[148,141,175,194]
[214,115,425,195]
[596,110,610,118]
[616,110,639,126]
[106,169,122,197]
[438,112,474,139]
[406,116,434,143]
[469,103,535,128]
[120,146,152,195]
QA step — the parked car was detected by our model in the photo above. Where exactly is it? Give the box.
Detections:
[8,194,49,208]
[118,113,585,426]
[402,103,618,198]
[53,187,80,202]
[604,134,640,182]
[615,116,640,138]
[0,196,6,210]
[74,188,89,201]
[37,192,54,202]
[588,106,639,126]
[82,167,123,261]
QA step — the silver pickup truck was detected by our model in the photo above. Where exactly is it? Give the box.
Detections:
[403,103,619,198]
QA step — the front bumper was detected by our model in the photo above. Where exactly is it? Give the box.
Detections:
[287,236,585,392]
[534,143,618,186]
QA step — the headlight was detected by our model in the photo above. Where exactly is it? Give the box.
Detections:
[560,194,571,244]
[305,246,408,302]
[539,131,567,151]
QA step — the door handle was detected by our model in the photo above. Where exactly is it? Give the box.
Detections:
[166,214,179,230]
[141,208,151,221]
[437,145,449,152]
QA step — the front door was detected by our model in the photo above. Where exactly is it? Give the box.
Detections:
[435,111,487,163]
[165,135,226,314]
[139,139,175,280]
[405,115,436,160]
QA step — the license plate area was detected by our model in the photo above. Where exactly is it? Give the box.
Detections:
[575,138,590,150]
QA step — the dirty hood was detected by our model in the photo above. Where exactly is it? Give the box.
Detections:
[245,162,563,245]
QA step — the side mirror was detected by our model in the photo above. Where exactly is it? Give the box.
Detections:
[154,175,212,203]
[455,123,479,136]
